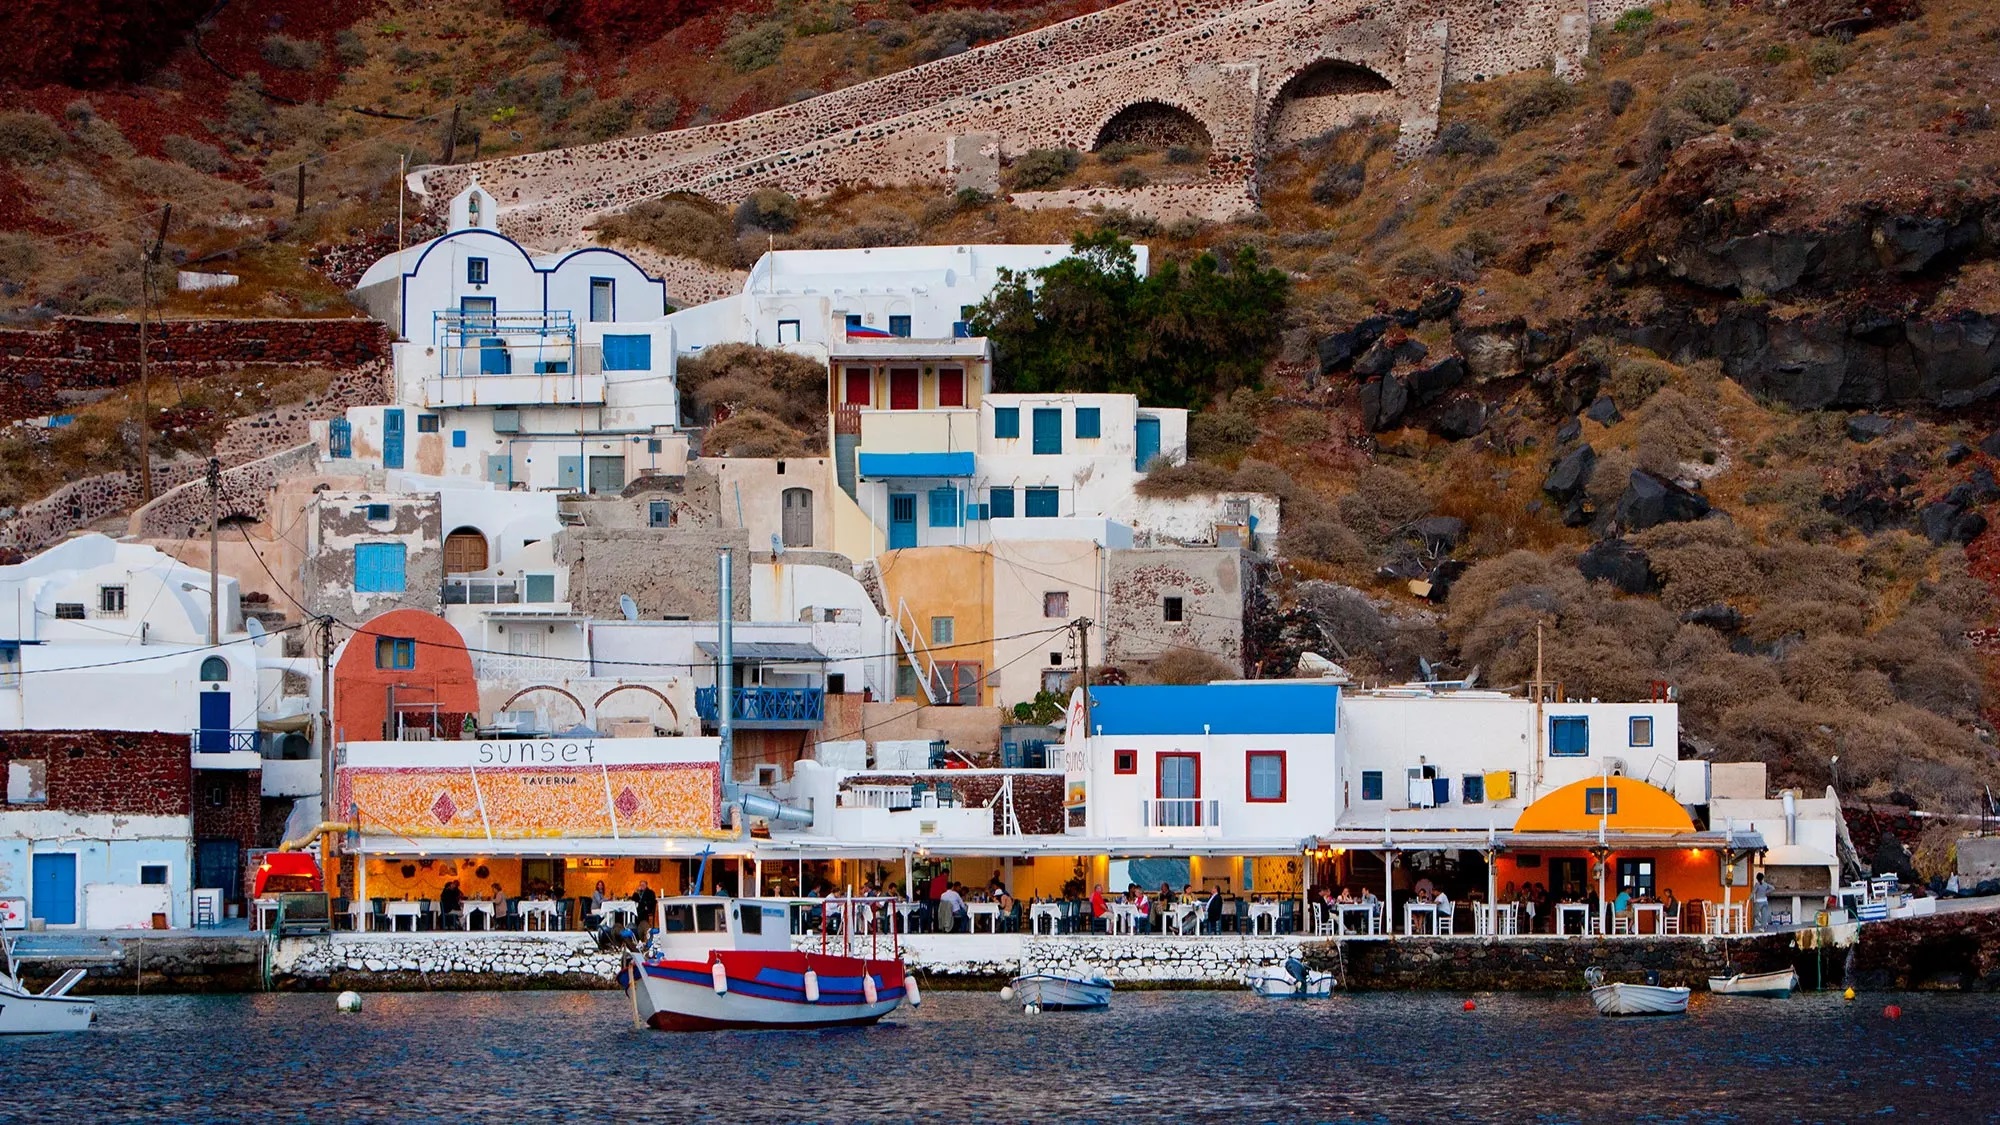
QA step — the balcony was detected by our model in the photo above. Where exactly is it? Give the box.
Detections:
[190,729,262,770]
[443,576,522,605]
[1141,798,1221,835]
[858,409,978,457]
[424,312,607,408]
[695,686,826,728]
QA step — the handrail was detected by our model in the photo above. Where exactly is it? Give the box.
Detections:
[893,597,940,704]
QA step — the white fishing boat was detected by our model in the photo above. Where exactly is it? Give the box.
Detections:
[1707,968,1799,998]
[1245,958,1337,998]
[1,935,95,1034]
[1006,969,1113,1011]
[1585,967,1689,1017]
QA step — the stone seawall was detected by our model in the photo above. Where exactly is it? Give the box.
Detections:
[1314,933,1805,992]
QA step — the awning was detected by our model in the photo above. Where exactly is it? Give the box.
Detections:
[259,713,315,733]
[858,451,974,478]
[1312,829,1767,852]
[696,641,826,662]
[1763,843,1838,867]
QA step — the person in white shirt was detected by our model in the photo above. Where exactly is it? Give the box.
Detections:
[939,883,967,933]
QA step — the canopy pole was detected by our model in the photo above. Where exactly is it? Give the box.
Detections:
[754,858,763,898]
[1485,848,1498,942]
[1383,848,1395,939]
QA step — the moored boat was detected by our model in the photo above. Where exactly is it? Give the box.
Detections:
[1007,970,1113,1011]
[620,895,914,1032]
[1245,958,1336,998]
[1,935,95,1035]
[1585,967,1689,1017]
[1707,968,1799,998]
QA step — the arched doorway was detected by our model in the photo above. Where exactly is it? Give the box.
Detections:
[1264,60,1395,149]
[443,527,489,574]
[1093,101,1214,155]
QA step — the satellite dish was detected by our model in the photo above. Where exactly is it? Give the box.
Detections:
[618,594,639,623]
[245,618,268,647]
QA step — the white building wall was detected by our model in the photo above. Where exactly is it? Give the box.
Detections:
[1086,732,1339,841]
[0,813,194,929]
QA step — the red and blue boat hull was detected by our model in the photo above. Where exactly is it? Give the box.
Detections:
[623,949,908,1031]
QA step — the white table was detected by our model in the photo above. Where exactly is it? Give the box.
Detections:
[1477,902,1517,936]
[519,900,559,931]
[254,897,281,930]
[601,899,638,928]
[1404,901,1439,936]
[967,902,1001,933]
[1629,903,1665,936]
[1168,902,1203,935]
[1248,902,1281,935]
[461,899,497,930]
[1108,903,1142,934]
[347,901,374,931]
[1556,903,1591,936]
[895,902,927,933]
[1031,902,1065,935]
[1708,902,1747,935]
[386,901,424,932]
[1337,903,1377,935]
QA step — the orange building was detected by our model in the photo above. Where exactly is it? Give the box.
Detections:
[333,608,480,742]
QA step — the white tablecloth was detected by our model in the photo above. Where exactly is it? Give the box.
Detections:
[461,900,496,930]
[386,901,424,932]
[894,902,926,932]
[600,899,638,927]
[1556,903,1591,935]
[1031,903,1064,935]
[967,902,1001,933]
[347,901,373,931]
[1404,901,1439,936]
[1337,903,1377,935]
[1248,902,1281,935]
[1109,903,1142,934]
[1168,902,1203,935]
[519,900,559,930]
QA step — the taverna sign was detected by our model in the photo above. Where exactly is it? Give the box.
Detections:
[476,740,598,765]
[342,735,723,770]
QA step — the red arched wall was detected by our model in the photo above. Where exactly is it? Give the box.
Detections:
[334,609,480,742]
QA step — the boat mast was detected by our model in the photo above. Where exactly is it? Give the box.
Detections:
[718,546,734,869]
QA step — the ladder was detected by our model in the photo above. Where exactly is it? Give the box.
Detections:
[993,774,1023,836]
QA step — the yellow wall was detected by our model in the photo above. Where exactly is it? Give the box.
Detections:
[830,482,886,562]
[879,545,994,703]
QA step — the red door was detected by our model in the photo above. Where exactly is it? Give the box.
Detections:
[938,368,965,407]
[889,368,920,410]
[844,368,872,405]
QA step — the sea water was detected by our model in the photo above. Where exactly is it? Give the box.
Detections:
[3,989,1996,1122]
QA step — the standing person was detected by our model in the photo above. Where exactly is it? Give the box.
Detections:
[632,880,658,936]
[585,880,608,929]
[438,880,464,930]
[490,883,509,929]
[1751,872,1773,932]
[927,866,949,905]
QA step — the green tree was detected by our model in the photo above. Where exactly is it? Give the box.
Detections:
[967,229,1287,409]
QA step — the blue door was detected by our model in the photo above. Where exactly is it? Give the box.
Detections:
[1031,408,1062,455]
[32,853,76,926]
[382,409,405,469]
[1432,776,1451,806]
[1135,416,1161,471]
[889,493,917,549]
[198,690,232,752]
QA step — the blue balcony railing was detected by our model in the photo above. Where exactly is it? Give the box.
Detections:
[695,687,825,726]
[191,729,260,753]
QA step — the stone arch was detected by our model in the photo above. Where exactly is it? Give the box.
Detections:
[1091,100,1214,155]
[1263,60,1396,149]
[594,683,683,732]
[497,685,586,731]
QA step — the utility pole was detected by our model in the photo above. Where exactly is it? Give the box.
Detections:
[295,165,305,218]
[135,205,171,505]
[442,104,460,165]
[1076,616,1093,734]
[206,456,221,646]
[318,615,336,822]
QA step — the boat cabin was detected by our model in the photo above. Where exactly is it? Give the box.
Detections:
[654,896,792,954]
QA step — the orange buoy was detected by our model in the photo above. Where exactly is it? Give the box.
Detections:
[1463,1000,1476,1011]
[1883,1004,1902,1020]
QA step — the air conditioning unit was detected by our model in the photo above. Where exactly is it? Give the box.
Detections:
[1604,757,1627,777]
[492,409,521,433]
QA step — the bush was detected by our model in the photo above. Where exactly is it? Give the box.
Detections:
[1671,73,1745,125]
[1136,459,1237,497]
[1632,521,1759,613]
[1606,79,1635,116]
[702,409,816,457]
[0,232,39,280]
[0,111,65,165]
[572,98,633,143]
[1806,39,1850,78]
[161,134,229,173]
[723,21,787,72]
[1188,406,1260,460]
[1433,120,1499,157]
[643,98,682,131]
[1142,649,1235,685]
[592,197,739,267]
[223,80,271,140]
[334,29,368,67]
[261,34,324,72]
[1612,8,1656,34]
[1337,466,1430,543]
[734,188,800,234]
[1007,147,1080,190]
[1310,161,1366,205]
[1499,75,1579,133]
[1602,350,1677,405]
[1632,388,1716,474]
[1283,517,1372,569]
[1165,145,1202,165]
[676,343,825,437]
[1096,141,1145,164]
[1113,166,1148,188]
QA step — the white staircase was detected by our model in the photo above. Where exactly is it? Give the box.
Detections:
[890,597,941,704]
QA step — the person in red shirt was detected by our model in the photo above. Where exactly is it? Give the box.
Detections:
[1090,884,1107,933]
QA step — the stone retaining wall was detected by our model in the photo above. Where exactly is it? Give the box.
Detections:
[128,442,321,540]
[1314,933,1804,991]
[272,932,622,991]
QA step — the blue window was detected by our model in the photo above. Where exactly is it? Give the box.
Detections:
[589,278,614,321]
[1031,408,1062,454]
[1462,774,1485,804]
[451,430,467,448]
[602,334,651,371]
[524,573,556,603]
[993,408,1020,440]
[1024,486,1059,518]
[988,488,1015,518]
[417,413,440,433]
[889,315,911,337]
[375,637,416,670]
[328,418,352,459]
[466,258,488,285]
[354,543,407,593]
[1075,407,1101,439]
[1361,770,1383,801]
[845,314,864,330]
[1550,716,1589,757]
[1585,786,1618,816]
[928,487,961,528]
[965,502,987,522]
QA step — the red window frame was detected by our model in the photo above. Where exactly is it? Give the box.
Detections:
[843,368,872,406]
[938,367,966,407]
[1156,751,1200,798]
[1245,750,1287,803]
[1113,749,1137,775]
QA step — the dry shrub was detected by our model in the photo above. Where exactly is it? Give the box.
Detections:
[1499,75,1580,133]
[592,197,740,267]
[1671,73,1745,125]
[1759,542,1868,607]
[1601,352,1678,406]
[1143,648,1235,685]
[1136,459,1236,498]
[1632,388,1715,474]
[161,134,229,173]
[677,343,824,449]
[1283,517,1371,570]
[1909,823,1963,883]
[1632,520,1758,612]
[1584,447,1635,510]
[0,111,65,165]
[735,188,800,234]
[1337,466,1429,543]
[1777,635,1863,704]
[1860,531,1934,590]
[125,156,230,202]
[1744,600,1869,644]
[703,409,814,457]
[1659,622,1728,673]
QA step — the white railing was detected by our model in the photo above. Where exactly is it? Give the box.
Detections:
[1141,798,1220,830]
[842,784,916,810]
[892,597,940,704]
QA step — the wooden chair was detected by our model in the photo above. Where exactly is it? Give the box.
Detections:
[1686,900,1707,935]
[1663,906,1681,935]
[1435,905,1455,936]
[1611,911,1632,936]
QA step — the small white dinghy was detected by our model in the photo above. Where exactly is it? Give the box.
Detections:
[1246,958,1336,999]
[1585,967,1689,1017]
[1007,970,1113,1012]
[1707,968,1799,999]
[1,935,95,1034]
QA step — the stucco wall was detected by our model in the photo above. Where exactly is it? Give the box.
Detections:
[1103,548,1250,674]
[555,526,752,621]
[302,492,444,622]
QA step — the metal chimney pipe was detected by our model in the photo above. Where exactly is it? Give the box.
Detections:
[1782,789,1797,847]
[719,547,734,789]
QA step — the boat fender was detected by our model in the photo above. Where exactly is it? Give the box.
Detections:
[906,977,922,1007]
[1024,1001,1042,1016]
[804,969,820,1003]
[712,961,729,995]
[863,974,879,1004]
[998,985,1013,1002]
[336,991,363,1013]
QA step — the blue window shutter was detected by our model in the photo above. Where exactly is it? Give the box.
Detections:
[524,573,556,603]
[928,487,961,528]
[1025,487,1059,518]
[602,334,651,371]
[354,543,407,593]
[988,488,1015,518]
[993,408,1019,439]
[889,315,911,338]
[451,430,467,448]
[1075,407,1101,439]
[328,418,352,458]
[1550,716,1589,756]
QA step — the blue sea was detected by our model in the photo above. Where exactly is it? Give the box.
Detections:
[3,989,1996,1122]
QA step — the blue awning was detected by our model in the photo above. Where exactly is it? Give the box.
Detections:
[858,452,975,478]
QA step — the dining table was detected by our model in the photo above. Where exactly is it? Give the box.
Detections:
[1168,901,1203,935]
[967,902,1001,933]
[1247,902,1281,935]
[895,901,927,933]
[1030,902,1065,935]
[518,899,560,931]
[600,899,638,928]
[1556,902,1592,936]
[1108,902,1142,934]
[461,899,496,931]
[1403,900,1439,936]
[385,900,424,932]
[253,897,282,931]
[1477,902,1518,936]
[1337,902,1377,935]
[1630,902,1665,935]
[347,900,374,932]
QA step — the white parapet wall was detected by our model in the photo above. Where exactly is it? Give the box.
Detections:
[802,933,1314,983]
[275,931,622,982]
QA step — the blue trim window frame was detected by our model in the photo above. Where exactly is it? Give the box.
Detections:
[1024,486,1059,518]
[1549,715,1589,756]
[1585,786,1619,816]
[928,486,962,529]
[353,542,407,594]
[327,418,352,459]
[466,257,488,285]
[993,407,1020,440]
[1629,715,1654,747]
[375,637,416,670]
[1075,407,1101,439]
[589,277,615,321]
[889,315,912,338]
[1361,770,1383,801]
[988,487,1015,518]
[602,333,652,371]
